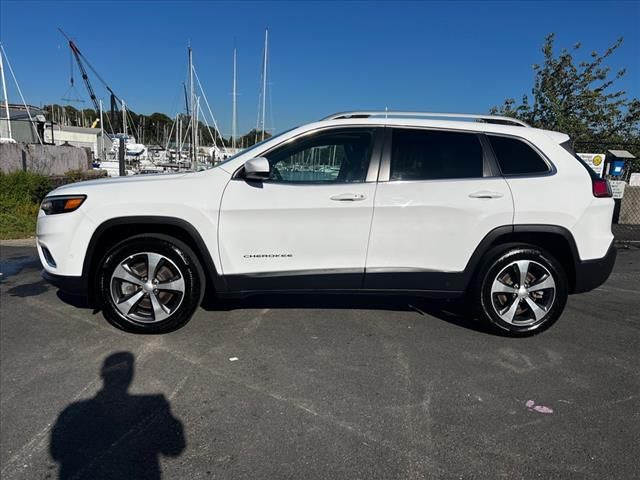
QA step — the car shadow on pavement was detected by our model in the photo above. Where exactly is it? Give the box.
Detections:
[50,289,492,335]
[202,294,492,335]
[0,256,42,284]
[49,352,186,480]
[56,291,93,309]
[7,279,49,297]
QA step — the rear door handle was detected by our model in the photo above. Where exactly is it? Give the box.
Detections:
[468,191,504,199]
[330,193,367,201]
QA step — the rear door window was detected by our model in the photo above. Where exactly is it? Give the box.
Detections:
[488,135,550,175]
[390,129,484,181]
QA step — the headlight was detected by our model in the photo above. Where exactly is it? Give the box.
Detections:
[40,195,87,215]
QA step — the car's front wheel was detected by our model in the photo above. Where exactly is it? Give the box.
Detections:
[97,235,204,333]
[476,245,568,336]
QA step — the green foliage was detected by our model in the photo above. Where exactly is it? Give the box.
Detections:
[0,202,40,239]
[63,169,86,183]
[236,129,272,147]
[0,172,53,239]
[0,171,53,204]
[491,34,640,158]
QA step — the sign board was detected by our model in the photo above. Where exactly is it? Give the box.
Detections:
[609,180,626,199]
[577,153,605,177]
[630,173,640,187]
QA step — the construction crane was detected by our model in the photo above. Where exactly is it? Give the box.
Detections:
[61,47,84,104]
[58,28,122,133]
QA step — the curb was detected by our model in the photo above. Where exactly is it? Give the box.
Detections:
[0,238,37,247]
[614,239,640,248]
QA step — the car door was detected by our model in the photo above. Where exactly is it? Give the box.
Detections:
[364,127,514,290]
[219,127,382,291]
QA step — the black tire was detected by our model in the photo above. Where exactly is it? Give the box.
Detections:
[474,244,568,336]
[97,234,204,333]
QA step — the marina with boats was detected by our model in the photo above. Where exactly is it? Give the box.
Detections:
[0,28,272,176]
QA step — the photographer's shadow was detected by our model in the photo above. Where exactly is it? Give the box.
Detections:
[49,352,185,480]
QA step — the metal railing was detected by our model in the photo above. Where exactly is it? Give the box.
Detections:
[321,111,531,127]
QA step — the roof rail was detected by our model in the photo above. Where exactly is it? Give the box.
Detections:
[321,111,531,128]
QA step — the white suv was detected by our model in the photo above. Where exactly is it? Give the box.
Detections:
[37,111,616,336]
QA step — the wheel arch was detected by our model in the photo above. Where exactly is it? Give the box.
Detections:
[83,216,226,306]
[464,225,580,293]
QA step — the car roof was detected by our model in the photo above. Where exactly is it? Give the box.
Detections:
[310,117,569,143]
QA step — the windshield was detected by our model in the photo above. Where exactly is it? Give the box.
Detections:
[216,128,297,167]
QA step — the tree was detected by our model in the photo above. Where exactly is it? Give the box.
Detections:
[491,34,640,158]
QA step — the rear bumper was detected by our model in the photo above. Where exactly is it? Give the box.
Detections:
[42,270,88,297]
[573,242,617,294]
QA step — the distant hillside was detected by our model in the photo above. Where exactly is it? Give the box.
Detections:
[43,104,270,148]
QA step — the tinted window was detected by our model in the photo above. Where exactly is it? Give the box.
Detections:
[488,135,550,175]
[390,129,483,181]
[265,129,374,183]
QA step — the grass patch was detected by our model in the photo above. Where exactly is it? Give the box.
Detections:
[0,170,108,239]
[0,171,52,240]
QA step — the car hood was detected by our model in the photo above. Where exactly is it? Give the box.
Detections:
[51,172,191,194]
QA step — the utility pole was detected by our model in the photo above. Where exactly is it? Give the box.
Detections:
[118,137,125,176]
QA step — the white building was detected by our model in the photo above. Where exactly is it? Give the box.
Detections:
[44,125,113,159]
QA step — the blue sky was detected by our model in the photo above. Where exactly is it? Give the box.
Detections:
[1,1,639,136]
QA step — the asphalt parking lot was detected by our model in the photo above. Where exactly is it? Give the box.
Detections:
[1,242,639,479]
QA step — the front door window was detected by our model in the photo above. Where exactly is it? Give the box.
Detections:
[264,129,374,183]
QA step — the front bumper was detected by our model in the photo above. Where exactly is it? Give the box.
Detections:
[42,270,88,297]
[573,242,617,294]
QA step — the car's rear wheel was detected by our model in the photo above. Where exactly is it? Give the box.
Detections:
[476,245,568,336]
[97,235,204,333]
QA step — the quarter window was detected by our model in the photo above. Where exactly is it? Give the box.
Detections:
[488,135,550,175]
[390,129,484,181]
[264,129,374,183]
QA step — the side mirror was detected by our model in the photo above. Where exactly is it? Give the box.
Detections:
[244,157,271,180]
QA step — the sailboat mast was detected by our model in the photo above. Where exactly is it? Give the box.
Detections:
[261,28,268,142]
[179,115,183,161]
[232,47,237,150]
[122,100,127,137]
[99,99,105,159]
[175,113,179,162]
[189,46,196,170]
[0,50,12,140]
[195,96,200,157]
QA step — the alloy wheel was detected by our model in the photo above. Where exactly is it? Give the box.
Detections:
[110,252,186,323]
[490,260,556,326]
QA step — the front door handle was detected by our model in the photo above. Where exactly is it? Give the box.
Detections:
[330,193,367,201]
[468,191,504,199]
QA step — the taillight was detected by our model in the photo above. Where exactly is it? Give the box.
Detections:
[592,179,612,198]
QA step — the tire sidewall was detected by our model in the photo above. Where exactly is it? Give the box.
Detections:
[98,235,202,333]
[478,246,568,336]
